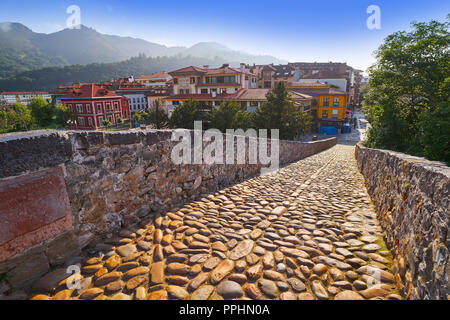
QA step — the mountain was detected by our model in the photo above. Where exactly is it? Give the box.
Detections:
[0,55,234,92]
[0,22,286,79]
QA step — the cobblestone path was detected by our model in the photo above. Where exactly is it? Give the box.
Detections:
[32,143,402,300]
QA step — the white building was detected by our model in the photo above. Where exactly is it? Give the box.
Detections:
[114,88,153,112]
[1,92,52,105]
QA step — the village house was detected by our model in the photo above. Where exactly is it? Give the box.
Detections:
[114,87,152,112]
[135,72,172,88]
[169,63,257,96]
[164,87,313,114]
[287,82,349,129]
[59,83,130,130]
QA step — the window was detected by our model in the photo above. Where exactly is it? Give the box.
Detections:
[78,117,85,126]
[98,116,103,125]
[174,78,178,84]
[86,104,91,113]
[201,89,208,94]
[190,77,196,84]
[76,104,83,113]
[181,78,187,85]
[133,98,136,103]
[88,117,93,126]
[332,109,339,118]
[97,104,102,113]
[322,109,329,118]
[323,97,330,107]
[68,104,73,111]
[333,97,340,106]
[106,103,111,111]
[114,102,119,111]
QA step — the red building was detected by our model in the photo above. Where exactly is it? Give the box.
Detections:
[60,84,130,130]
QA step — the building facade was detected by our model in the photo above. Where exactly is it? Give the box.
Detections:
[169,63,257,96]
[60,84,130,130]
[135,72,171,88]
[287,83,349,129]
[114,88,153,113]
[164,88,312,115]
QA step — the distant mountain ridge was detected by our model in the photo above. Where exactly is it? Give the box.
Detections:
[0,22,286,79]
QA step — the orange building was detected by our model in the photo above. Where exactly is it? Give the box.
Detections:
[287,82,349,129]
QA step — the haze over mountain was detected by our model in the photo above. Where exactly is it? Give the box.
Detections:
[0,22,286,79]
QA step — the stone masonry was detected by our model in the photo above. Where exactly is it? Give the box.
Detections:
[30,143,403,300]
[0,130,336,293]
[356,143,449,300]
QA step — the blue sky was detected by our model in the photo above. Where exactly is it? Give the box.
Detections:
[1,0,448,71]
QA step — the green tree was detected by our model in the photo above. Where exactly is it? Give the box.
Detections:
[208,101,240,132]
[12,103,33,131]
[102,119,112,129]
[0,110,10,132]
[5,108,18,131]
[169,99,203,129]
[231,110,255,131]
[147,100,169,129]
[254,82,312,140]
[29,96,53,127]
[131,112,142,127]
[55,103,77,128]
[363,17,450,164]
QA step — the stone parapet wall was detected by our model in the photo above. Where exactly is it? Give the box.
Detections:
[0,130,336,290]
[355,143,449,300]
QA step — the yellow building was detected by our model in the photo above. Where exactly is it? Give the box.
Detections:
[135,72,171,88]
[287,82,349,128]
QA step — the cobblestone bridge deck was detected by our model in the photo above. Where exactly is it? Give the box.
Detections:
[31,141,402,300]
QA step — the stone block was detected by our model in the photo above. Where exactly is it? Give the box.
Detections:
[0,166,73,262]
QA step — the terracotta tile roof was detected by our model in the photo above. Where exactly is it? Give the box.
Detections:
[289,91,314,100]
[169,64,246,76]
[60,84,121,99]
[169,66,207,75]
[204,67,242,75]
[167,89,267,101]
[234,89,269,100]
